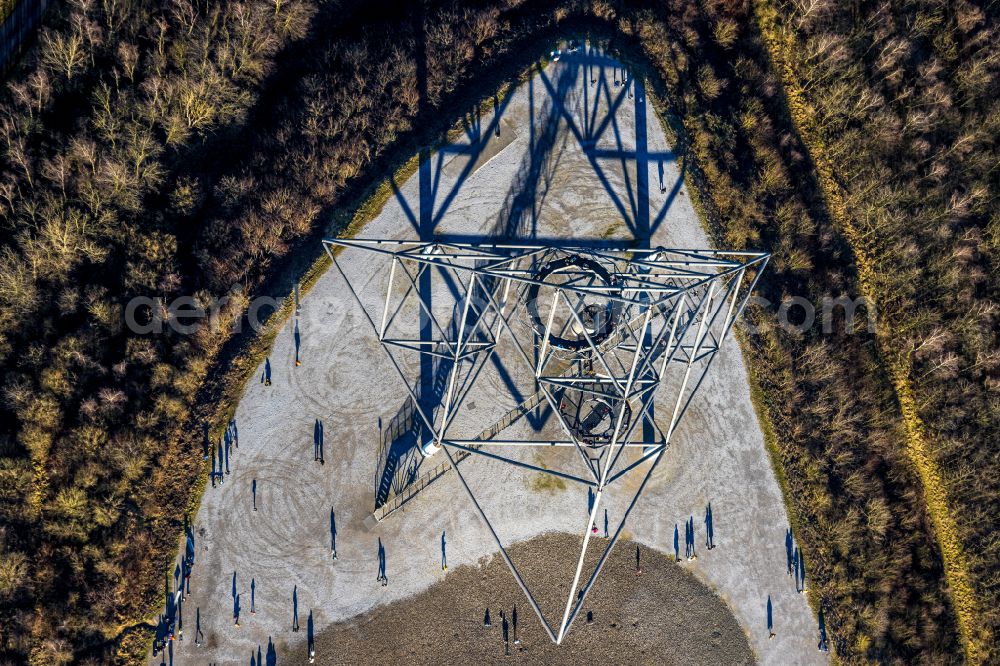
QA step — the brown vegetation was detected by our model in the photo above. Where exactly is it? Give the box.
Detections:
[755,2,998,660]
[0,0,994,663]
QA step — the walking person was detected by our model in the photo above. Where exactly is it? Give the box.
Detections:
[252,479,257,511]
[635,545,642,575]
[233,593,241,628]
[604,509,609,538]
[674,523,680,561]
[262,358,272,385]
[688,517,697,560]
[250,578,256,615]
[292,586,299,632]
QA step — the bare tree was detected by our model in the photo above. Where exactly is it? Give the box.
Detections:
[40,28,87,81]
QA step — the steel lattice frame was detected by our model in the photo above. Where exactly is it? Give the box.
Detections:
[323,237,768,644]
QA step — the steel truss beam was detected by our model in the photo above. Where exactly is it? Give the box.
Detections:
[323,237,767,644]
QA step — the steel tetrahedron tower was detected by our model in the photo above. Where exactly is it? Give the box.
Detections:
[323,237,768,643]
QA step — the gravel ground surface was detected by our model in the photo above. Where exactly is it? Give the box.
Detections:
[150,44,825,666]
[305,532,755,666]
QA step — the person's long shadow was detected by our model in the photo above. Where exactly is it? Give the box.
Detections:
[705,502,714,548]
[307,610,315,654]
[792,547,800,590]
[767,594,774,636]
[330,508,337,558]
[266,637,277,666]
[376,537,389,585]
[184,518,195,565]
[163,571,175,623]
[785,528,794,575]
[294,318,301,366]
[314,418,325,463]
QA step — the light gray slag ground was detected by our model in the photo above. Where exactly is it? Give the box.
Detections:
[157,47,826,665]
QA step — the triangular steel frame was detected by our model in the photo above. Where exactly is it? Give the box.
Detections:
[323,238,768,644]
